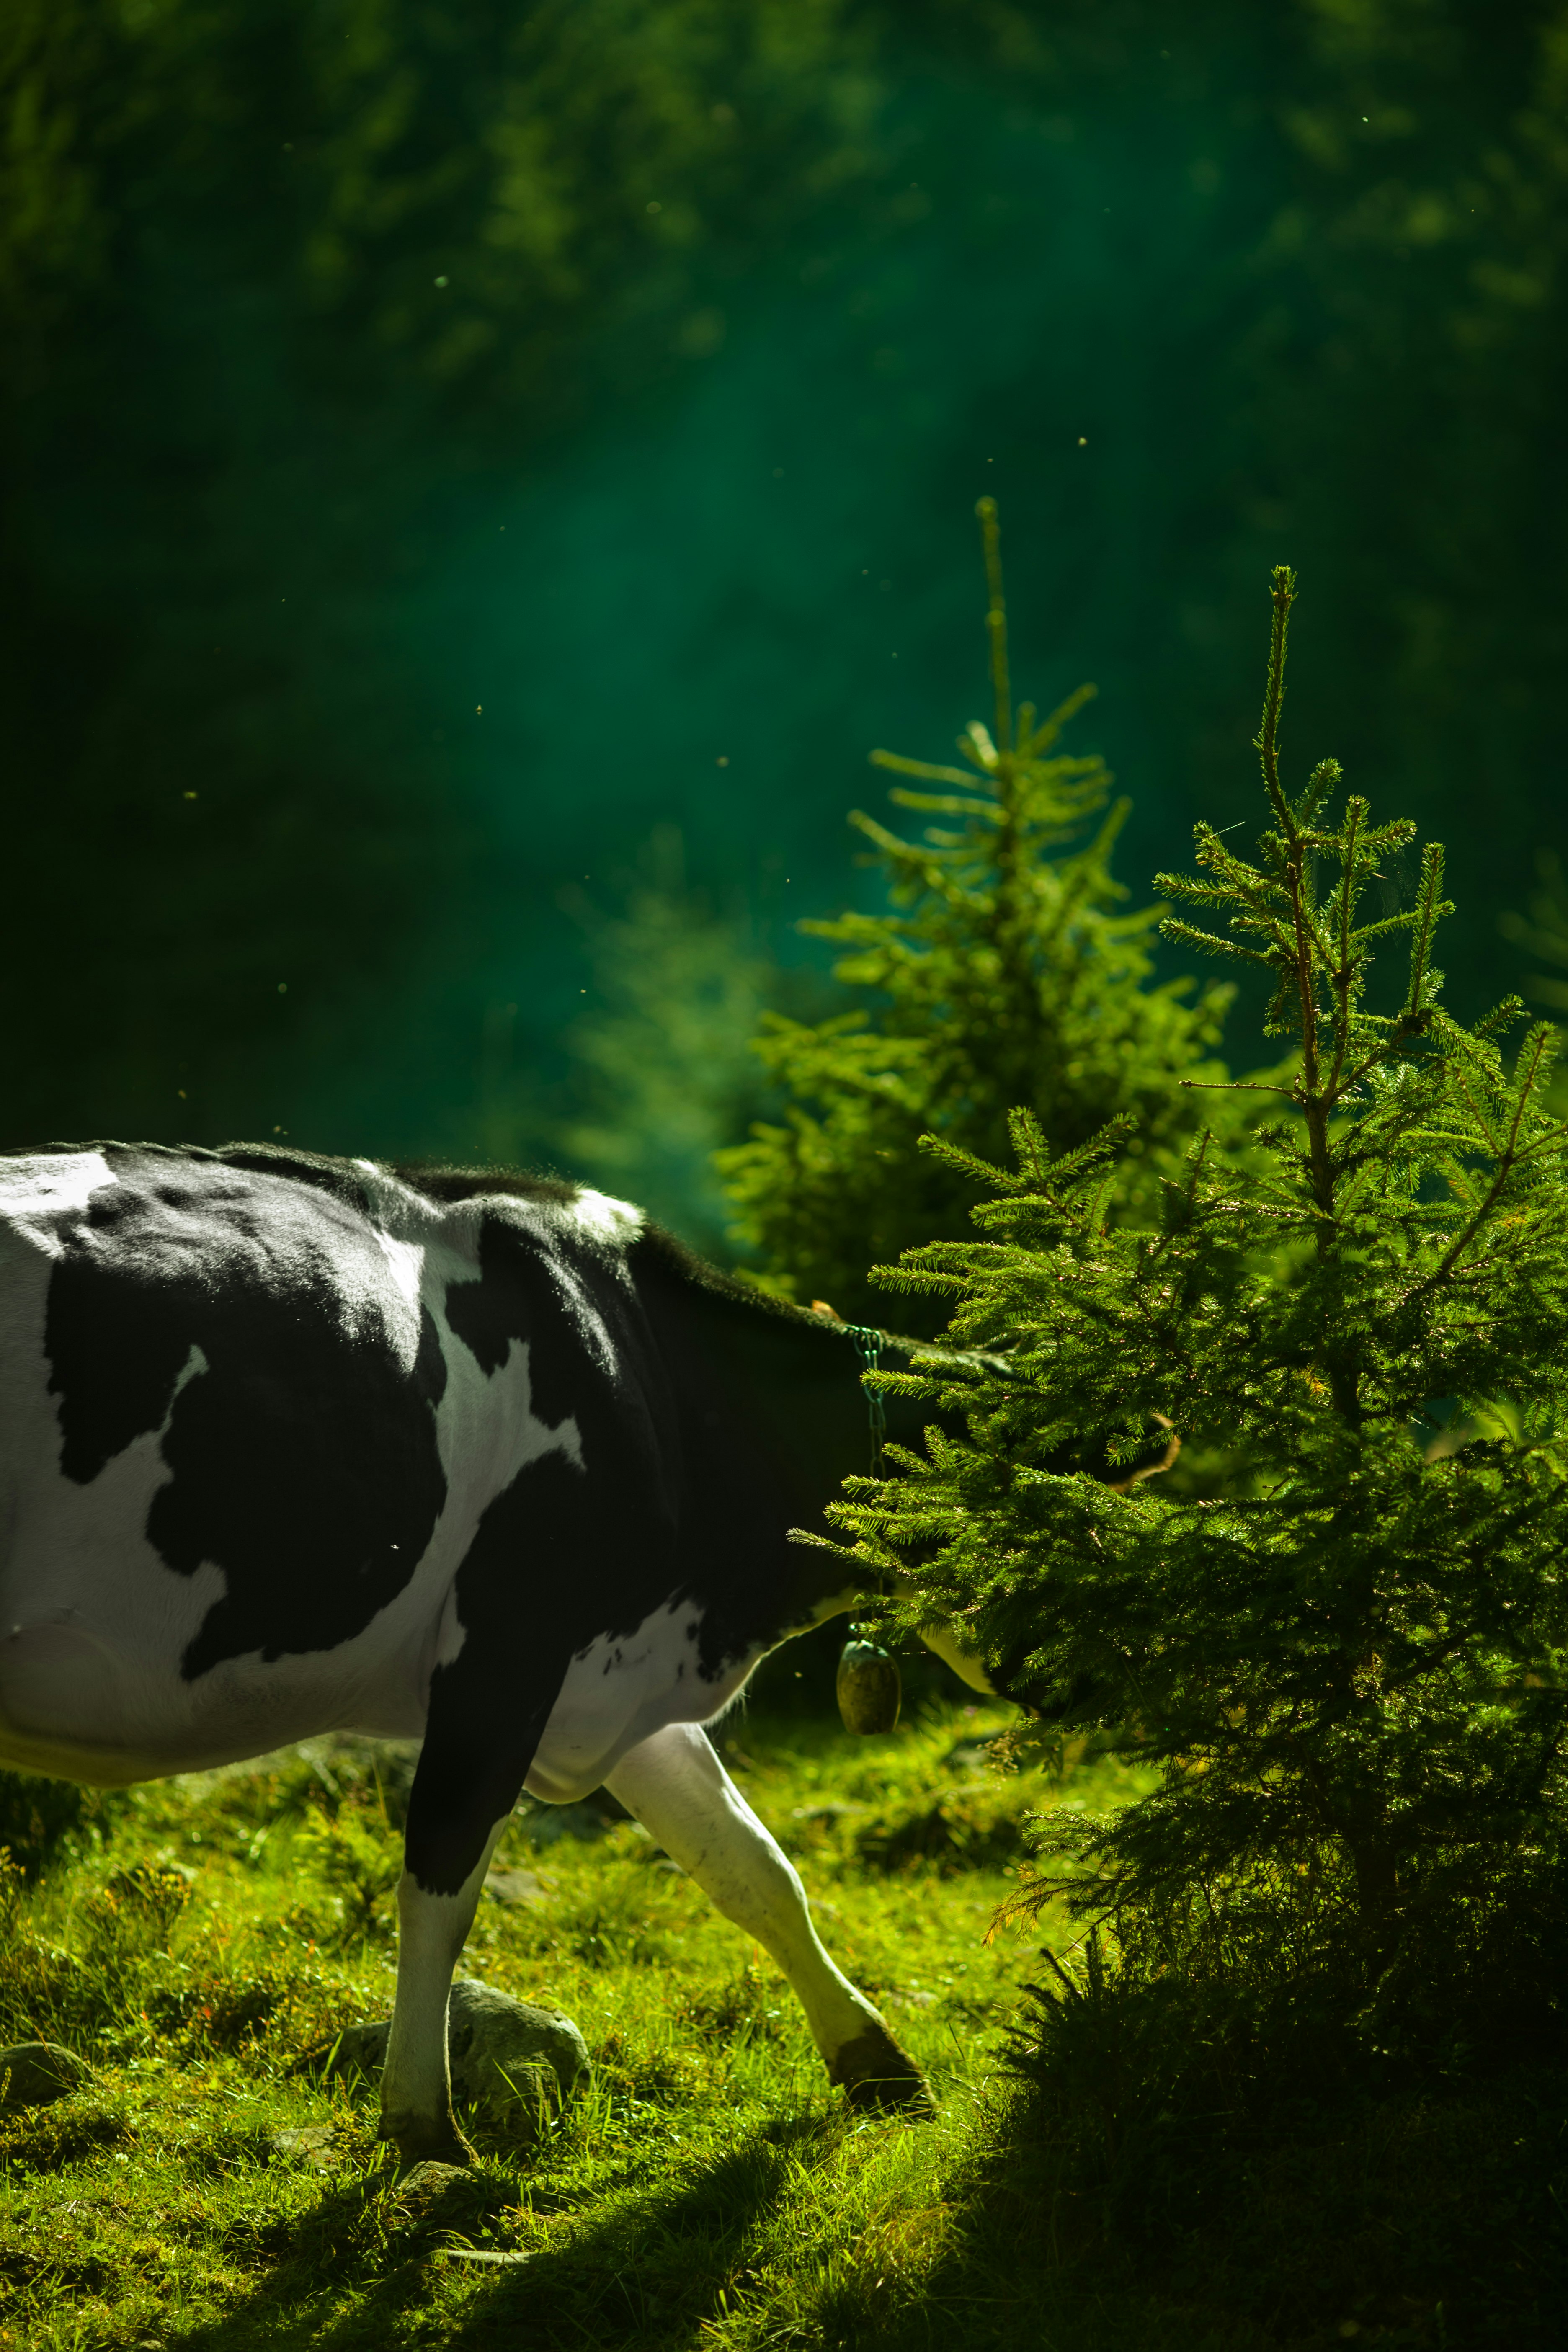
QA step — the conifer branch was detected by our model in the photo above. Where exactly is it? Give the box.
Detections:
[1401,841,1451,1019]
[1325,795,1367,1101]
[975,496,1012,754]
[1333,1039,1429,1101]
[1255,565,1298,836]
[869,750,992,786]
[1157,918,1275,969]
[1473,995,1527,1043]
[1022,681,1098,755]
[1298,757,1342,825]
[1346,911,1426,947]
[1420,1024,1556,1289]
[885,790,997,817]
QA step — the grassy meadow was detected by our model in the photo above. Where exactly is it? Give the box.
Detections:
[0,1681,1088,2352]
[0,1674,1558,2352]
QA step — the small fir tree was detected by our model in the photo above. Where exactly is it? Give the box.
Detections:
[552,829,773,1255]
[829,566,1568,1973]
[718,500,1232,1328]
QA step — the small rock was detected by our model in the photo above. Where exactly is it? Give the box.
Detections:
[395,2158,469,2200]
[324,1980,588,2135]
[484,1867,549,1908]
[447,1979,588,2118]
[320,2021,388,2083]
[516,1801,609,1848]
[390,2160,471,2226]
[391,2159,517,2246]
[272,2123,338,2169]
[0,2043,93,2111]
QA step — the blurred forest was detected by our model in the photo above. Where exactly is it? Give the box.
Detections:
[4,0,1566,1248]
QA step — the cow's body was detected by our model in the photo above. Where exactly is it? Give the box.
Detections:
[0,1141,956,2157]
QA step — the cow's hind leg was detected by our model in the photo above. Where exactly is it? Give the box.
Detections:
[606,1723,931,2113]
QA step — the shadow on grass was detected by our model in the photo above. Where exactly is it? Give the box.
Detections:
[835,2072,1568,2352]
[173,2120,818,2352]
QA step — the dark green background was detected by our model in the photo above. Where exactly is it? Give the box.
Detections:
[5,1,1565,1238]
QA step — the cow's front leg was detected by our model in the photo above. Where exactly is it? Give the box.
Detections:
[606,1723,931,2113]
[380,1633,560,2167]
[379,1823,506,2169]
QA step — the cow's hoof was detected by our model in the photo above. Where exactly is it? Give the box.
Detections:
[378,2114,475,2173]
[827,2027,935,2118]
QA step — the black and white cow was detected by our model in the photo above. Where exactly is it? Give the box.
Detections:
[0,1141,994,2164]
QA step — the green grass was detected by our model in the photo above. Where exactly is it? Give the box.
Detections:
[0,1701,1558,2350]
[0,1699,1092,2350]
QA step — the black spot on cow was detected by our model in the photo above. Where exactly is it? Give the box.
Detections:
[44,1150,448,1677]
[442,1209,682,1644]
[409,1210,684,1890]
[405,1204,880,1894]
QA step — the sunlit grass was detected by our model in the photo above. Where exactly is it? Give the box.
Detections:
[0,1701,1146,2350]
[0,1706,1556,2347]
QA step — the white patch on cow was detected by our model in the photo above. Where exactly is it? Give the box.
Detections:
[568,1189,643,1247]
[411,1265,584,1698]
[258,1210,592,1726]
[0,1334,230,1780]
[354,1160,428,1220]
[525,1595,761,1803]
[0,1153,117,1243]
[166,1341,209,1409]
[374,1228,425,1310]
[429,1583,467,1676]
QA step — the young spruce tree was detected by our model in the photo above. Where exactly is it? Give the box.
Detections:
[718,500,1231,1328]
[830,567,1568,1995]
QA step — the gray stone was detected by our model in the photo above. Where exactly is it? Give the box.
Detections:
[515,1801,609,1849]
[326,1979,588,2131]
[322,2019,390,2083]
[447,1979,588,2116]
[483,1867,549,1908]
[0,2043,93,2111]
[272,2122,338,2168]
[393,2158,469,2209]
[390,2159,519,2246]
